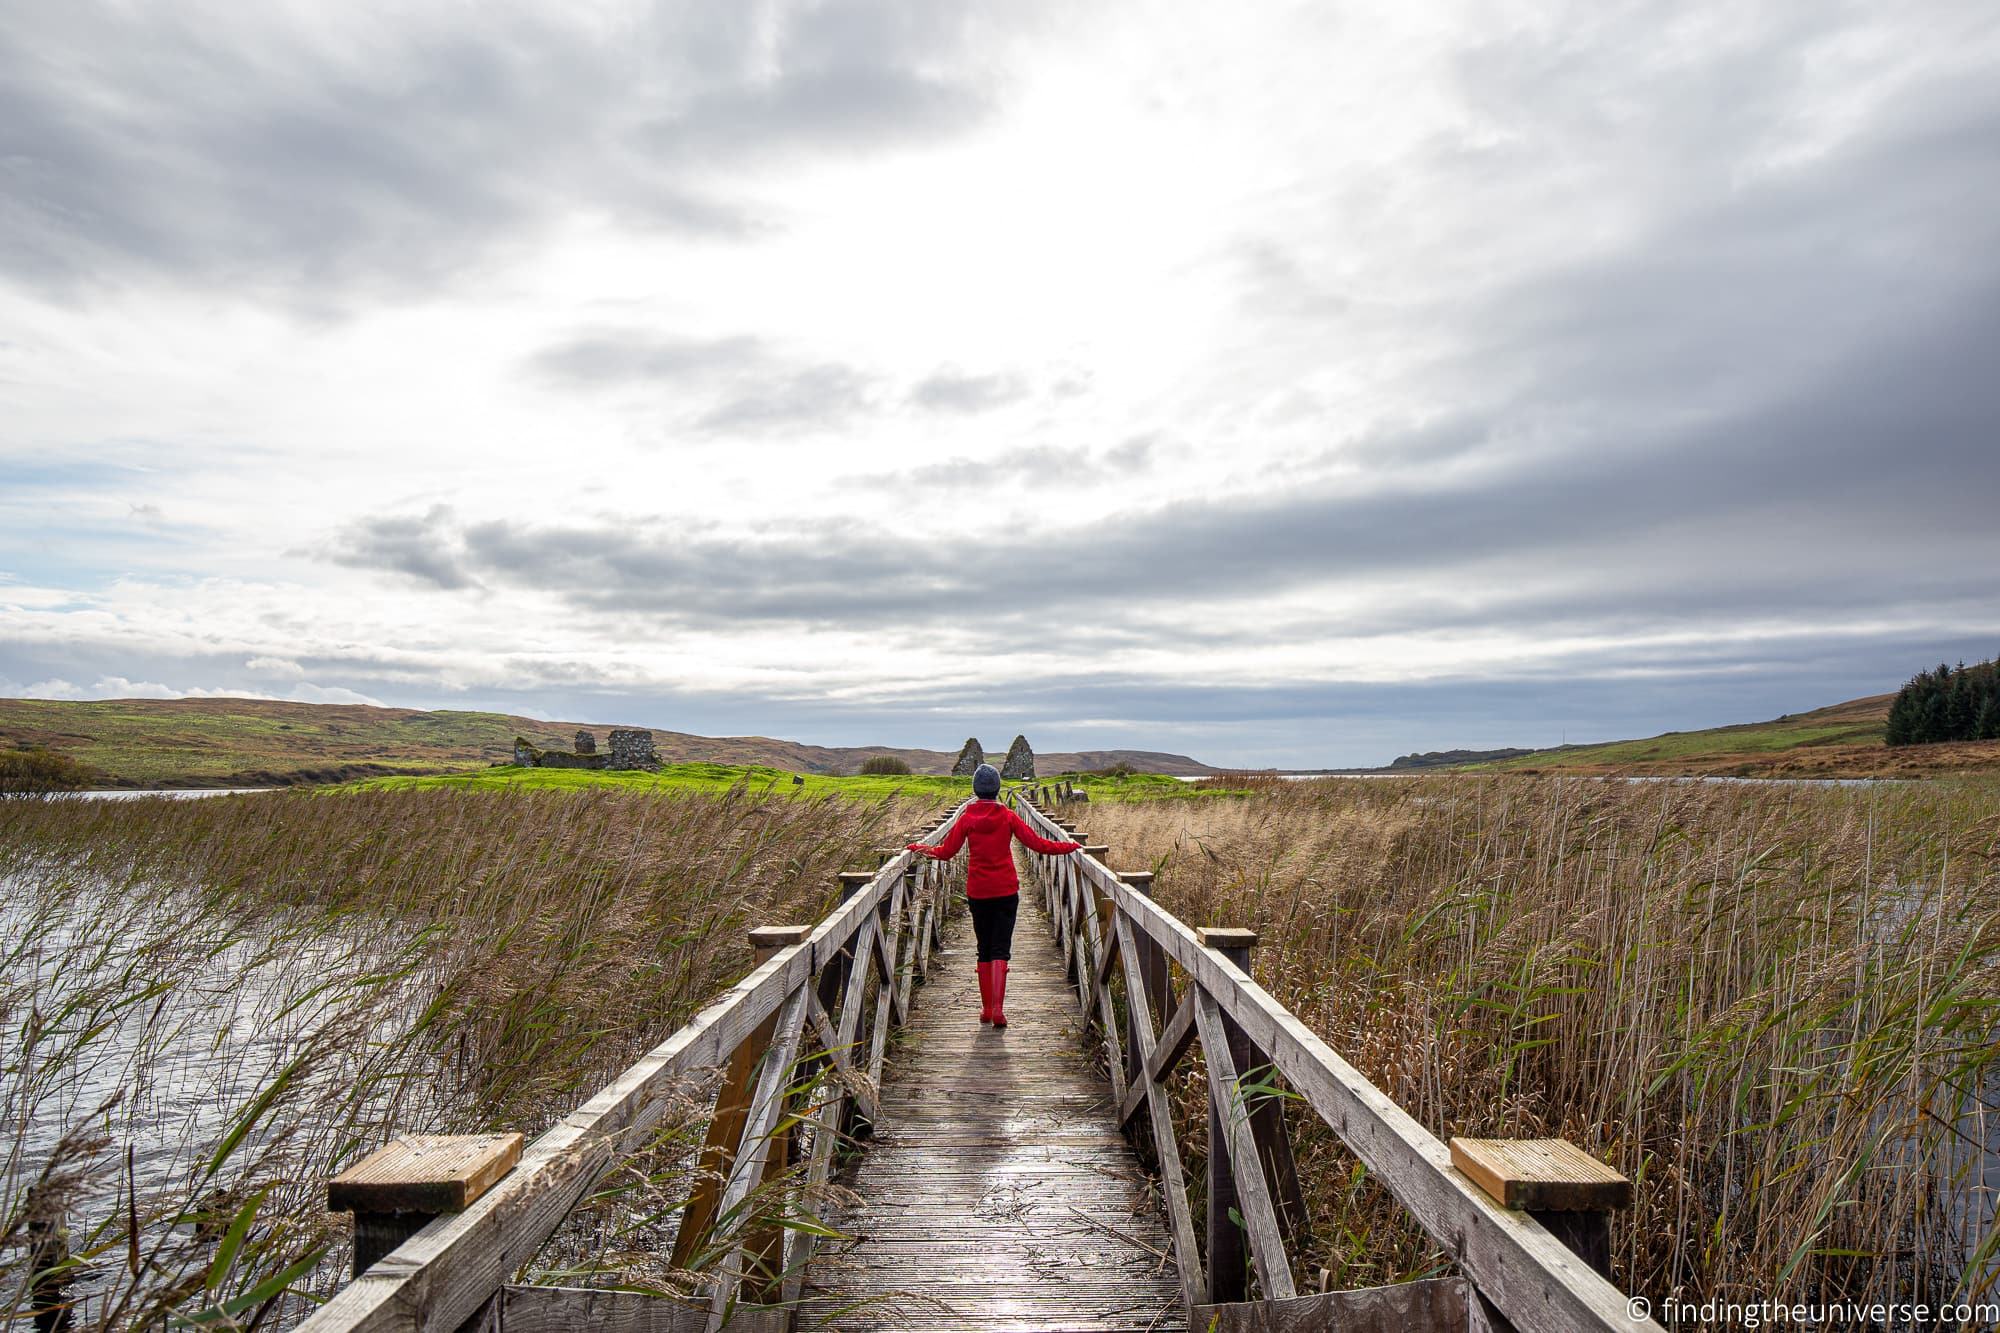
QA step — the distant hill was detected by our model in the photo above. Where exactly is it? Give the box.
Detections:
[0,697,1216,787]
[1388,747,1541,770]
[1471,693,2000,778]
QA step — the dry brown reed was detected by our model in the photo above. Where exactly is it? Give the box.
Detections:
[1086,775,2000,1310]
[1,785,929,1328]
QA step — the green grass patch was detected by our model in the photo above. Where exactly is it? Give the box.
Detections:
[346,763,1217,803]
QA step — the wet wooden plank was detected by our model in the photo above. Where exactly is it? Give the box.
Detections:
[799,899,1184,1331]
[1195,1277,1485,1333]
[499,1284,788,1332]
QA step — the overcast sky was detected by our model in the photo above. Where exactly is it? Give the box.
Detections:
[3,1,1997,767]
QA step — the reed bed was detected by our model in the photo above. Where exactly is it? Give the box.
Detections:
[1,785,928,1329]
[1085,776,2000,1311]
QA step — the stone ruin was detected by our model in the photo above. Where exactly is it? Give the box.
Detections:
[513,734,606,770]
[608,728,661,770]
[511,728,659,771]
[951,738,984,777]
[1000,734,1035,780]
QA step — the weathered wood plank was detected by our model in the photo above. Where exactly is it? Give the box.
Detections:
[1111,911,1205,1309]
[1195,990,1295,1301]
[1116,987,1197,1132]
[1194,1277,1481,1333]
[499,1284,789,1333]
[798,900,1184,1331]
[670,926,810,1270]
[704,982,811,1325]
[1079,884,1129,1108]
[804,987,880,1125]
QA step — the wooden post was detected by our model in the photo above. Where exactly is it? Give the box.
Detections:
[740,928,815,1299]
[328,1134,525,1277]
[670,926,809,1269]
[831,872,877,1143]
[27,1213,71,1332]
[1449,1138,1631,1279]
[1117,871,1170,1097]
[1200,928,1260,1303]
[821,873,874,1024]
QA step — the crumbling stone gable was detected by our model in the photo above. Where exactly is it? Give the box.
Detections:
[952,738,984,777]
[1001,735,1035,780]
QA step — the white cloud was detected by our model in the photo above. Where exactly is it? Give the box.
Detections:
[14,678,84,699]
[246,656,306,679]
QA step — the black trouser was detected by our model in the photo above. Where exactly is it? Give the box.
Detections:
[968,893,1019,963]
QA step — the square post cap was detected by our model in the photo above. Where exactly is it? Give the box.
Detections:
[328,1134,524,1216]
[748,925,812,951]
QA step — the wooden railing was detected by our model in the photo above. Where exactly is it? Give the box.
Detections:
[301,805,967,1333]
[1008,791,1663,1333]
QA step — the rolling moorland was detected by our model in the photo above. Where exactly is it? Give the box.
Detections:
[1478,692,2000,777]
[0,697,1214,787]
[7,690,2000,790]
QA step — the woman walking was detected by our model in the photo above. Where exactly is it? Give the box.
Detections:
[907,763,1081,1027]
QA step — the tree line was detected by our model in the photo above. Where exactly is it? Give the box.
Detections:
[1885,656,2000,746]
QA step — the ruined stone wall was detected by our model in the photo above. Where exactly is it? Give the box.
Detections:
[511,735,607,770]
[608,728,661,770]
[952,738,984,776]
[540,750,606,770]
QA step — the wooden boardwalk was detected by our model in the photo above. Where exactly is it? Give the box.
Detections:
[305,794,1659,1333]
[798,895,1185,1331]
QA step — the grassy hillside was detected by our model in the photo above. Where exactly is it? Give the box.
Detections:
[1487,693,2000,777]
[0,696,1215,787]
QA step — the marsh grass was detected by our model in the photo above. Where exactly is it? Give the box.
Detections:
[1086,776,2000,1309]
[1,784,932,1328]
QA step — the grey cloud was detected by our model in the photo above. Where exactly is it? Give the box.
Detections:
[325,505,478,591]
[527,329,879,434]
[0,2,1015,305]
[530,334,767,388]
[695,363,877,434]
[322,273,1999,643]
[908,368,1030,413]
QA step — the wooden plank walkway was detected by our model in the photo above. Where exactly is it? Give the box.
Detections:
[797,892,1185,1331]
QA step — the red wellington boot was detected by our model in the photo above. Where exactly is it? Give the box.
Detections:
[990,961,1009,1028]
[975,961,995,1024]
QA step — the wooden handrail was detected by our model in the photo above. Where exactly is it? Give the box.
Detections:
[302,805,967,1333]
[1007,793,1661,1333]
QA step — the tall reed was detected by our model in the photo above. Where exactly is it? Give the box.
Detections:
[1087,776,2000,1308]
[1,785,926,1328]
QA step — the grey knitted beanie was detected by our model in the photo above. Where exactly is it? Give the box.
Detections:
[972,763,1000,799]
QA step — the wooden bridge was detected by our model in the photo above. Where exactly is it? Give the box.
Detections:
[302,793,1664,1333]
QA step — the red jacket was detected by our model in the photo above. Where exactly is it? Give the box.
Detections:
[908,799,1081,899]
